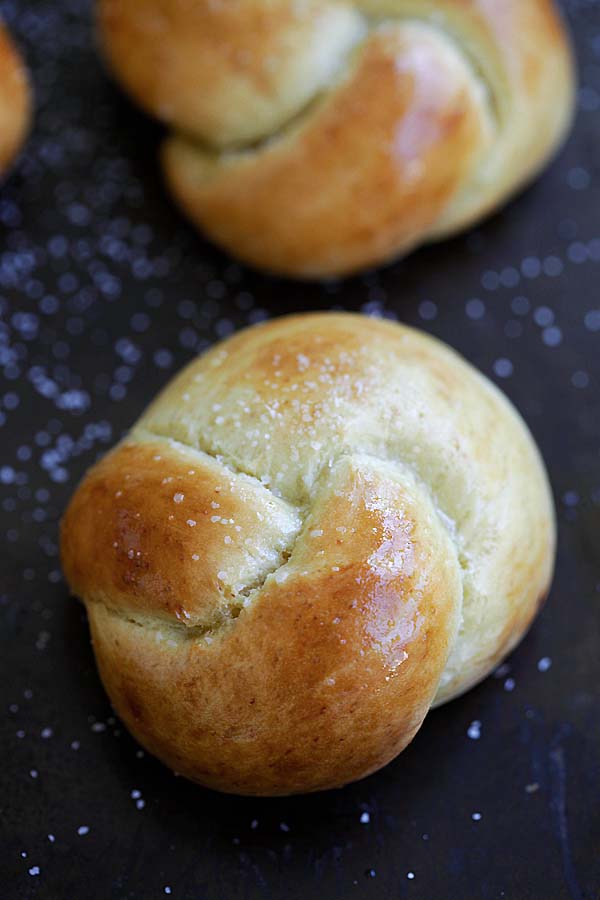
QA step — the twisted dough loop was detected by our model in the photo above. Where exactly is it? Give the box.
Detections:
[61,314,555,794]
[0,22,31,177]
[98,0,574,277]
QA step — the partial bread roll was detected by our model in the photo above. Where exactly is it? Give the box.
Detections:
[97,0,575,278]
[61,314,555,795]
[0,22,30,177]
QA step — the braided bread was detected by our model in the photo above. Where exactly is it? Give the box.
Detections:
[0,22,30,178]
[97,0,574,277]
[61,314,555,795]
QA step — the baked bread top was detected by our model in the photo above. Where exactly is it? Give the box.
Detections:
[97,0,574,276]
[62,314,555,794]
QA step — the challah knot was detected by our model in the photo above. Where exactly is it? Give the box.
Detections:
[97,0,574,277]
[61,314,555,795]
[0,21,30,178]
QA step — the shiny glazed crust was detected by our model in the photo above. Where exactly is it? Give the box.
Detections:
[97,0,575,277]
[0,22,30,177]
[61,314,556,794]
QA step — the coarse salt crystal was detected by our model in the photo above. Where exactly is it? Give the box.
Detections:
[467,720,481,740]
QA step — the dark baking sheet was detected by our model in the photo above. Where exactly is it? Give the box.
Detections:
[1,1,599,897]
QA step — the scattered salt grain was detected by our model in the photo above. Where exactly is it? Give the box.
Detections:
[493,358,513,378]
[467,720,481,740]
[465,298,485,319]
[572,370,589,389]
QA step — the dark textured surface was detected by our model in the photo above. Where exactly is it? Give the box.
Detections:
[1,1,599,897]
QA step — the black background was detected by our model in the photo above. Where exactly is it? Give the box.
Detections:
[1,1,599,898]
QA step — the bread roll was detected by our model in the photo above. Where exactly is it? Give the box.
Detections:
[97,0,574,277]
[61,314,555,795]
[0,22,30,178]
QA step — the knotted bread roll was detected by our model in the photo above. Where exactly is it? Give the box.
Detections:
[0,21,30,178]
[61,314,555,795]
[97,0,574,278]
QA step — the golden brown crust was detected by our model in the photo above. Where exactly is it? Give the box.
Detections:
[81,455,461,794]
[61,439,302,628]
[97,0,364,147]
[97,0,574,277]
[61,313,556,794]
[162,24,492,278]
[0,22,30,177]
